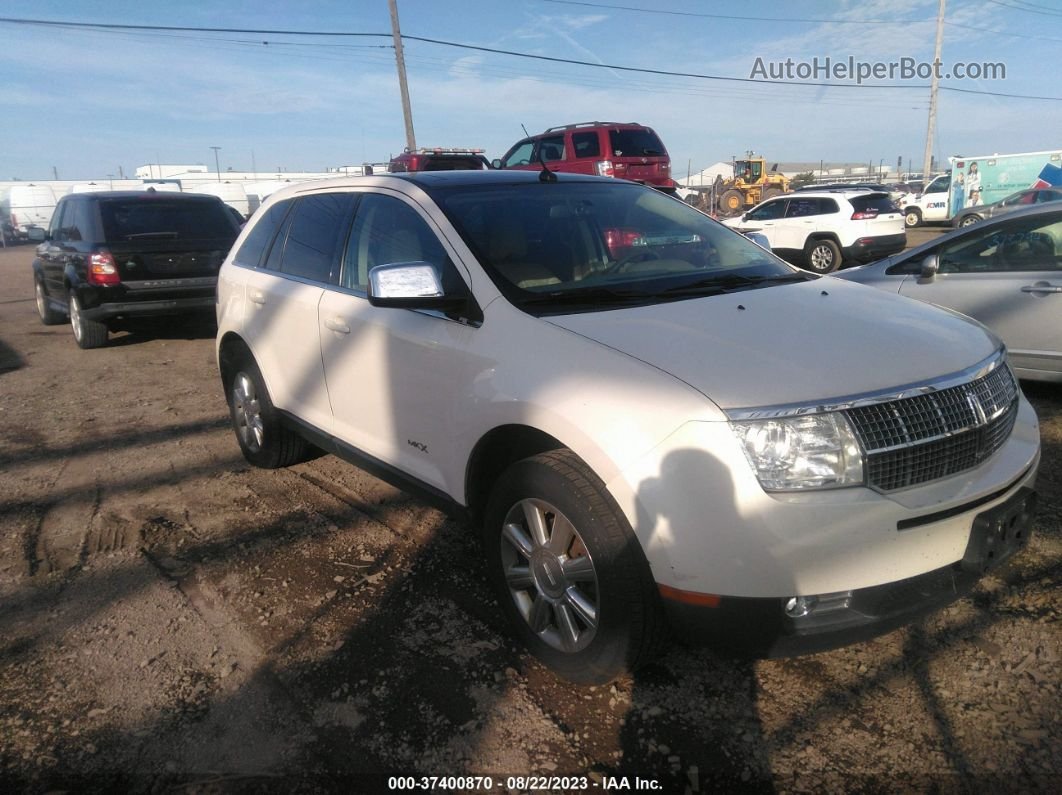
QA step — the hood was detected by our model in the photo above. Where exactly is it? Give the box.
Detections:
[545,279,1000,410]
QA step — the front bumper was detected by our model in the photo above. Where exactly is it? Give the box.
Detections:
[661,486,1037,656]
[842,232,907,263]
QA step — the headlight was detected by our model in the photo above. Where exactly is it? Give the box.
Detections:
[731,413,864,491]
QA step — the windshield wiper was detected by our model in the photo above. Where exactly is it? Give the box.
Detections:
[658,273,810,296]
[518,286,652,307]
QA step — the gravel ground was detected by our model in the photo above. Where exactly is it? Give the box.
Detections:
[0,243,1058,793]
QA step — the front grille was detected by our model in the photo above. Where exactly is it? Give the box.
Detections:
[845,364,1019,491]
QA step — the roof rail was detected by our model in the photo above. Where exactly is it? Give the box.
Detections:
[542,121,636,132]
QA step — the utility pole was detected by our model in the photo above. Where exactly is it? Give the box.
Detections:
[388,0,416,151]
[922,0,946,183]
[211,146,222,182]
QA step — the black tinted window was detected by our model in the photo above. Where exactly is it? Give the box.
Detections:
[342,194,455,293]
[100,198,237,241]
[533,135,566,163]
[747,200,786,221]
[235,200,291,268]
[572,132,601,158]
[609,129,665,157]
[785,198,822,218]
[279,193,355,283]
[849,194,899,214]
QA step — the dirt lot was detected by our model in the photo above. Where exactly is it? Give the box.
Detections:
[0,242,1058,793]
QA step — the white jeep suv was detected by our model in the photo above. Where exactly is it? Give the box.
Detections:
[723,189,906,273]
[216,171,1039,684]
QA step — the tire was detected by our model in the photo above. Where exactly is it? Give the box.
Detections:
[483,449,666,684]
[718,188,745,216]
[804,238,842,274]
[35,278,64,325]
[225,354,311,469]
[761,187,784,201]
[904,208,922,228]
[959,213,982,227]
[69,292,108,348]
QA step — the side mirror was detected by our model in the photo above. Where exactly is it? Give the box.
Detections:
[367,261,470,314]
[920,253,939,279]
[744,231,771,251]
[490,158,503,170]
[27,228,46,242]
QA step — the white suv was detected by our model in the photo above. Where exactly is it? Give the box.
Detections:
[216,171,1039,684]
[723,189,906,273]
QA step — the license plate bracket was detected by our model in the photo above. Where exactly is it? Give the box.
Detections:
[960,488,1037,574]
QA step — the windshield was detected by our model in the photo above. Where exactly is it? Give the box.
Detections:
[432,181,804,314]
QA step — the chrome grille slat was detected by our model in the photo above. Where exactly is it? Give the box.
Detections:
[845,365,1019,491]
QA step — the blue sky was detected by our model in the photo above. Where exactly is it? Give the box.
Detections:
[2,0,1061,180]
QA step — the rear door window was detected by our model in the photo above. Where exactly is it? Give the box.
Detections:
[785,198,823,218]
[572,132,601,159]
[609,128,665,157]
[278,193,356,284]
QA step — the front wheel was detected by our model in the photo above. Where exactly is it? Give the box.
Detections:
[483,450,665,684]
[804,238,842,274]
[904,208,922,228]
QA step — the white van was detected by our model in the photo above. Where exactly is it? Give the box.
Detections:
[192,182,250,219]
[9,184,57,239]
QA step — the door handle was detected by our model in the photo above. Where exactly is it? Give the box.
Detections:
[249,289,267,305]
[324,316,350,334]
[1021,285,1062,294]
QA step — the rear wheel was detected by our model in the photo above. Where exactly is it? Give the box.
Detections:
[904,208,922,228]
[959,213,982,227]
[35,279,63,325]
[761,187,784,201]
[804,238,842,274]
[69,292,108,348]
[483,449,665,684]
[226,354,311,468]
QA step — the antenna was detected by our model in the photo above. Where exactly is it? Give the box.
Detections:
[521,123,530,138]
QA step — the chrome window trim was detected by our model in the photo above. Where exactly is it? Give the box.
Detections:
[725,348,1009,421]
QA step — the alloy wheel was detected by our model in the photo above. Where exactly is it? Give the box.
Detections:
[232,372,265,452]
[500,498,600,653]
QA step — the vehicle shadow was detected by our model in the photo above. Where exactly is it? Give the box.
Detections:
[0,335,25,374]
[106,314,218,347]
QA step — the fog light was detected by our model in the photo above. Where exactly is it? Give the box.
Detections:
[784,596,817,618]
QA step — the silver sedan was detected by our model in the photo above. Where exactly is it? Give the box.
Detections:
[836,203,1062,382]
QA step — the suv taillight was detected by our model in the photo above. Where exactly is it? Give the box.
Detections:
[603,228,646,258]
[595,160,615,178]
[851,210,880,220]
[88,252,120,285]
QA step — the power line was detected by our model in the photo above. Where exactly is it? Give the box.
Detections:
[2,15,1061,101]
[944,19,1062,42]
[983,0,1062,16]
[537,0,899,24]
